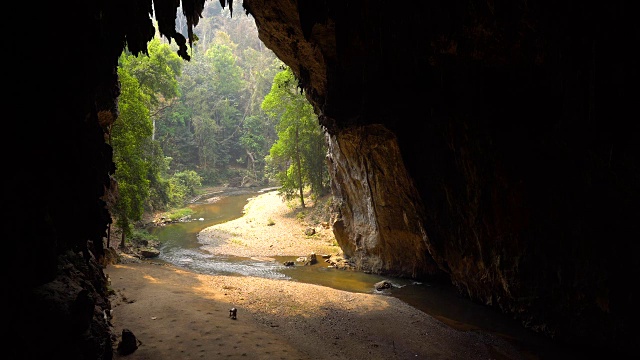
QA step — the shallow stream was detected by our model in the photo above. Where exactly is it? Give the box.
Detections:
[147,188,583,358]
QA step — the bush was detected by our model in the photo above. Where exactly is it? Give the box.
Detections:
[164,208,195,221]
[167,170,203,207]
[130,228,158,244]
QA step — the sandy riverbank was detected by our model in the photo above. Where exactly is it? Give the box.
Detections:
[197,190,340,258]
[105,190,536,359]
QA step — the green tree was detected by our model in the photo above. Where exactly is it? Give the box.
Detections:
[120,37,183,141]
[111,68,153,246]
[179,32,247,183]
[240,114,269,183]
[154,102,198,173]
[111,38,185,246]
[167,170,203,207]
[262,67,328,208]
[207,32,244,99]
[205,36,246,173]
[155,6,282,187]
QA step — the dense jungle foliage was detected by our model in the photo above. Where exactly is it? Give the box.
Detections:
[109,2,329,241]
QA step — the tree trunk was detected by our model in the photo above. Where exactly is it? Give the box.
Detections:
[295,126,305,208]
[246,149,257,181]
[120,231,126,249]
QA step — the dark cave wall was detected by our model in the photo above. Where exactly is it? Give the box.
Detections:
[244,0,638,353]
[7,1,637,358]
[388,2,639,350]
[396,56,638,349]
[8,1,168,358]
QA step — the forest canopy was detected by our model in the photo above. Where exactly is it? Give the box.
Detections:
[109,2,329,240]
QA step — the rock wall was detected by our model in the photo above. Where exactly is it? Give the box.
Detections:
[7,1,636,358]
[244,0,638,354]
[327,124,442,279]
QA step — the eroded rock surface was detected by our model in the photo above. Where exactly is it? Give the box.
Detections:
[243,0,637,354]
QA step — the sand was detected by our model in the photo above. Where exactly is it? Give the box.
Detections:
[105,190,535,359]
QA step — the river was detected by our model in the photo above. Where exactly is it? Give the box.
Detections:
[148,187,583,359]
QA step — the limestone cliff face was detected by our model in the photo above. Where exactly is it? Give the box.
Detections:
[244,0,637,353]
[326,124,441,279]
